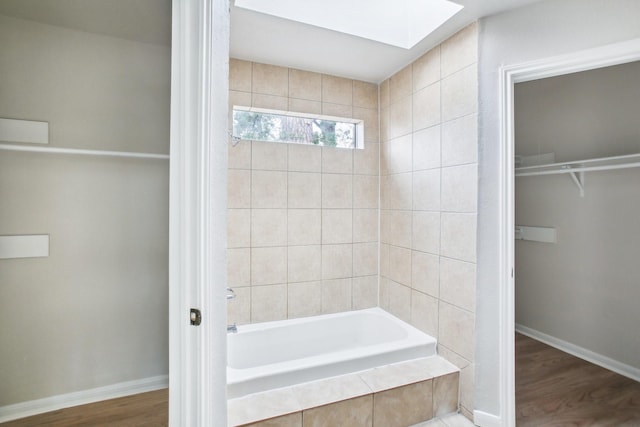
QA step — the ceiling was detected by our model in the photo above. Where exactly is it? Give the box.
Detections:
[0,0,541,83]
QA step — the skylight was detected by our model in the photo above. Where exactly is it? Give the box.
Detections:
[234,0,463,50]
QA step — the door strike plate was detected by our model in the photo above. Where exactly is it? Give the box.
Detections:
[190,308,202,326]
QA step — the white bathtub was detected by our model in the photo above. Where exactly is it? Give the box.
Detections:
[227,308,437,399]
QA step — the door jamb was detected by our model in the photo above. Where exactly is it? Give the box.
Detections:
[498,38,640,426]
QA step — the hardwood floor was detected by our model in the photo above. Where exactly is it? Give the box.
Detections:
[4,344,639,427]
[516,333,640,426]
[0,389,168,427]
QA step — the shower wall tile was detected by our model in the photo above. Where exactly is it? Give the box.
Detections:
[228,169,251,209]
[383,134,413,175]
[380,210,412,248]
[227,285,251,326]
[389,65,413,104]
[378,24,478,421]
[411,250,439,298]
[288,172,321,209]
[251,284,288,323]
[251,246,287,286]
[353,209,378,243]
[252,93,288,111]
[353,175,378,209]
[352,275,378,309]
[441,64,478,122]
[413,169,441,211]
[379,79,390,109]
[289,144,322,172]
[322,102,352,118]
[288,281,322,319]
[288,245,322,283]
[251,209,287,247]
[354,107,379,144]
[412,211,440,254]
[288,98,322,115]
[353,242,378,277]
[229,58,252,92]
[353,81,378,109]
[388,97,413,139]
[289,68,322,101]
[252,171,287,208]
[354,142,380,176]
[228,248,250,287]
[229,59,379,325]
[441,164,477,213]
[322,75,353,105]
[321,244,353,280]
[252,141,288,171]
[410,290,439,337]
[413,126,441,171]
[252,63,288,97]
[228,208,251,248]
[413,47,440,92]
[387,281,411,324]
[288,209,321,245]
[440,22,478,79]
[440,213,477,263]
[388,245,412,286]
[441,114,477,167]
[440,257,476,313]
[322,209,353,244]
[438,301,475,361]
[322,174,353,208]
[413,83,441,131]
[229,140,252,170]
[321,278,353,314]
[322,147,353,174]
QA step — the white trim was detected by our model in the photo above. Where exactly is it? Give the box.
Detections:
[498,37,640,427]
[516,324,640,383]
[0,142,169,160]
[474,410,502,427]
[0,375,168,424]
[169,0,229,426]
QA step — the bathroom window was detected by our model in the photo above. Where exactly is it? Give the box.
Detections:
[232,107,363,149]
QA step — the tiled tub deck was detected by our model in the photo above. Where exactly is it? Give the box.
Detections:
[228,356,460,427]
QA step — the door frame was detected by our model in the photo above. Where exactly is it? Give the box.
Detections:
[497,38,640,426]
[169,0,230,425]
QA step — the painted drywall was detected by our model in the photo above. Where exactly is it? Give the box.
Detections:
[226,60,380,324]
[0,14,170,406]
[379,23,478,419]
[514,62,640,369]
[477,0,640,417]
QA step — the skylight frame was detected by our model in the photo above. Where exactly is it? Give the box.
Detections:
[233,0,463,49]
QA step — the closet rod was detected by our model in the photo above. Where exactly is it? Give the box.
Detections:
[515,160,640,177]
[0,143,169,160]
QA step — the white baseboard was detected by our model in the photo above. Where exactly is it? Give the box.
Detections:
[0,374,168,423]
[473,410,501,427]
[516,324,640,383]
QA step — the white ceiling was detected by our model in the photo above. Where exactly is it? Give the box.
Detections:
[0,0,541,83]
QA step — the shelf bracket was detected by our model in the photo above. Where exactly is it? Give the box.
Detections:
[568,170,585,197]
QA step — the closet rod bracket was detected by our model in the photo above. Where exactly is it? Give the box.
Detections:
[565,167,585,197]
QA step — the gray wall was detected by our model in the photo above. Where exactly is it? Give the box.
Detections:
[0,14,170,406]
[514,62,640,369]
[477,0,640,417]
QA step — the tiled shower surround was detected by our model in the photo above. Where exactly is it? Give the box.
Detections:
[227,23,478,422]
[379,23,478,418]
[227,59,380,324]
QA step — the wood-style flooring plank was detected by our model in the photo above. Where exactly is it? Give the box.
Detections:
[516,333,640,426]
[0,389,168,427]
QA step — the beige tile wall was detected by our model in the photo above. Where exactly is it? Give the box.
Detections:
[379,23,478,418]
[227,59,380,324]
